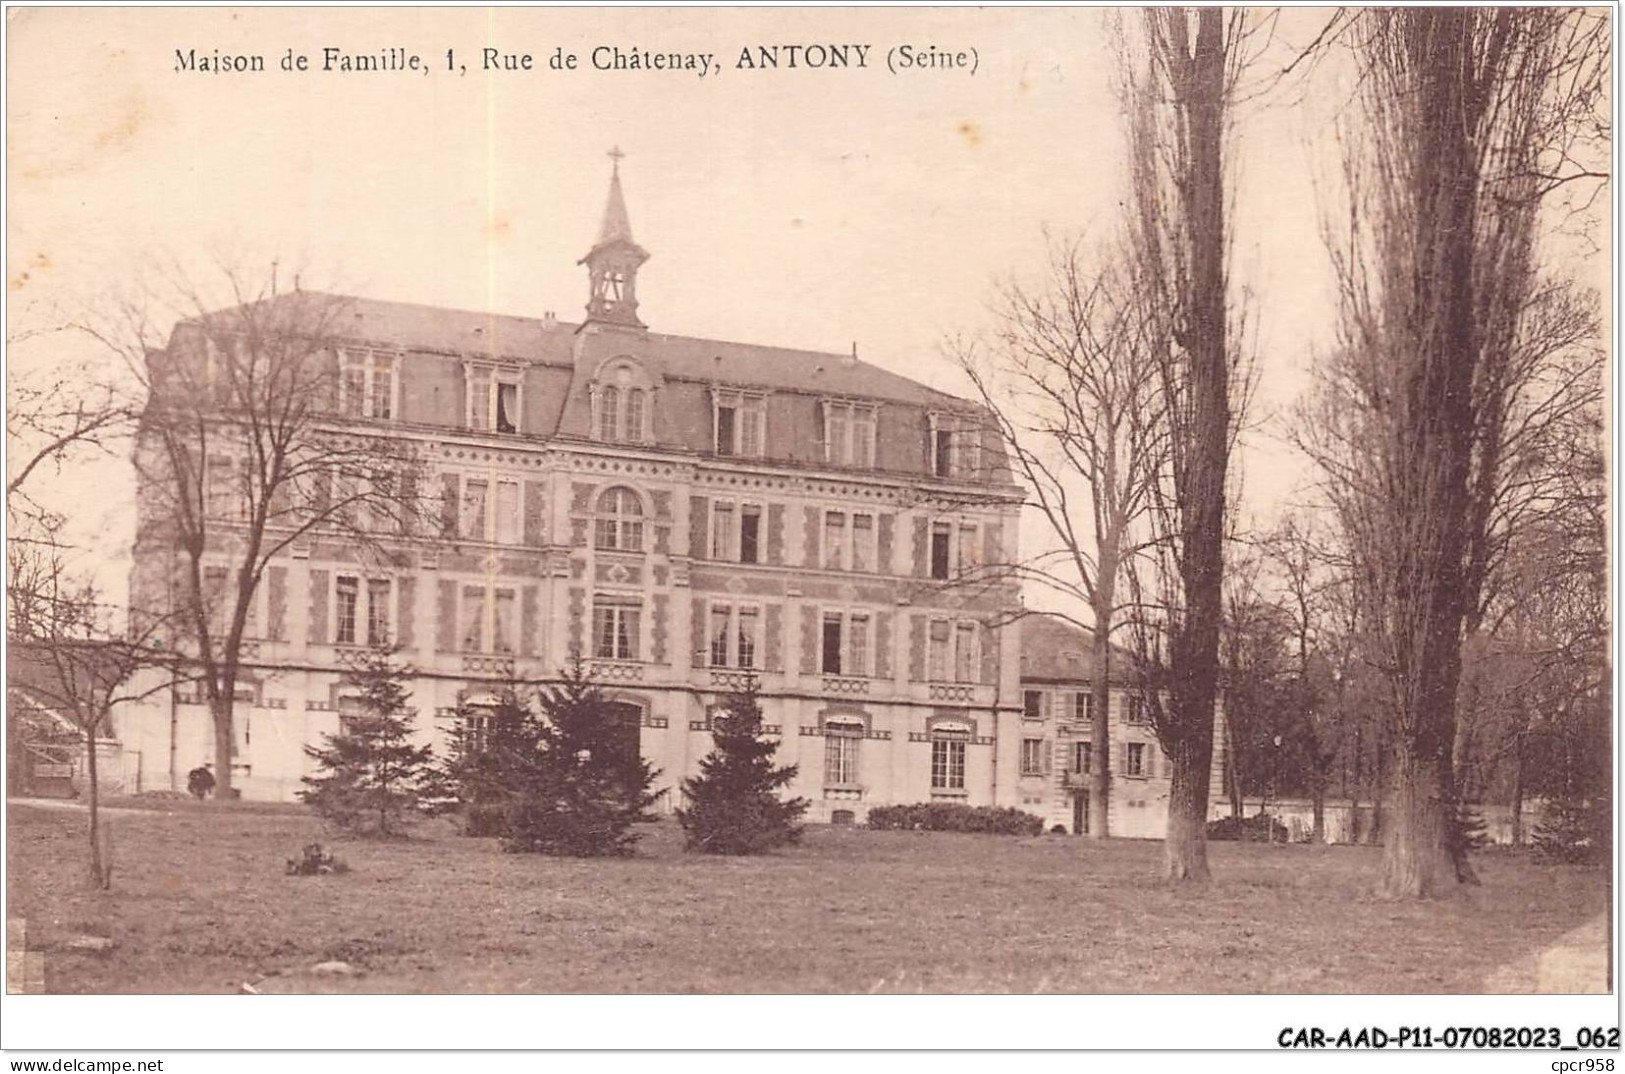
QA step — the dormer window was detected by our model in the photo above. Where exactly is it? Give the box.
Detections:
[929,412,982,479]
[466,363,522,434]
[593,360,653,444]
[713,389,766,457]
[822,400,877,468]
[339,348,398,420]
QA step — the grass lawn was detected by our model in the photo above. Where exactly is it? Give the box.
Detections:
[7,800,1608,994]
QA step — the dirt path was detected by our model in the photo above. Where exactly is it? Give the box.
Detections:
[1483,914,1611,993]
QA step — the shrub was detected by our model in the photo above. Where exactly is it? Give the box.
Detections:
[866,803,1044,835]
[1206,812,1289,842]
[678,677,808,855]
[502,657,660,857]
[300,647,437,837]
[1534,795,1610,864]
[436,687,547,838]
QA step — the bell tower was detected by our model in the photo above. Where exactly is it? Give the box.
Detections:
[579,147,649,328]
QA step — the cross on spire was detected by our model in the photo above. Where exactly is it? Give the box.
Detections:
[607,145,625,175]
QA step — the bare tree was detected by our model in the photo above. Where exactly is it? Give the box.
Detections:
[1312,9,1608,896]
[8,531,179,887]
[79,265,429,798]
[951,238,1166,838]
[1117,8,1260,880]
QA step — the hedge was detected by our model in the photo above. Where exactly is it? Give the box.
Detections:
[866,802,1044,835]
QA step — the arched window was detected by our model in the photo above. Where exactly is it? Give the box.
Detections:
[625,388,646,441]
[593,360,655,444]
[594,486,644,552]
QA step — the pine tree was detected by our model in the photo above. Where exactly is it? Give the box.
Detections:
[300,647,437,836]
[503,656,659,857]
[438,686,546,837]
[679,676,809,854]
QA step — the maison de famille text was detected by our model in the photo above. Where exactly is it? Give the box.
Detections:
[172,44,979,79]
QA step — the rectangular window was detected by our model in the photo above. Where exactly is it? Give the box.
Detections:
[461,585,487,651]
[1125,742,1146,777]
[851,407,876,467]
[366,578,391,646]
[1124,696,1147,725]
[593,600,640,660]
[824,512,846,570]
[930,523,951,580]
[1023,690,1044,720]
[927,619,950,682]
[739,505,761,564]
[468,367,491,431]
[371,355,395,420]
[851,513,874,572]
[739,401,764,457]
[1020,738,1044,777]
[1074,741,1092,775]
[715,405,736,455]
[495,382,518,434]
[492,589,515,653]
[931,738,967,790]
[933,429,953,477]
[823,402,877,467]
[737,607,759,669]
[495,481,519,544]
[711,502,736,560]
[203,566,230,638]
[461,479,488,540]
[821,613,843,675]
[824,725,861,785]
[341,355,367,419]
[206,455,237,519]
[848,613,870,677]
[710,606,731,666]
[1073,691,1093,722]
[959,523,980,575]
[954,622,977,683]
[335,576,359,646]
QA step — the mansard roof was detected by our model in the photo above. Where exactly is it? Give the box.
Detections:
[215,291,984,411]
[1018,614,1141,685]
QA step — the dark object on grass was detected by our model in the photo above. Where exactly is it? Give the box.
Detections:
[866,803,1044,835]
[679,676,808,854]
[1206,812,1288,843]
[286,843,349,876]
[187,765,215,800]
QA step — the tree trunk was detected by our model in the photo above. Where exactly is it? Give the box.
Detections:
[86,725,108,889]
[1164,737,1211,880]
[1160,6,1228,884]
[1509,735,1526,846]
[1382,740,1456,898]
[1088,601,1113,838]
[212,696,234,798]
[1311,769,1327,844]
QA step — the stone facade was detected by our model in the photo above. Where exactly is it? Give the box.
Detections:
[119,164,1030,820]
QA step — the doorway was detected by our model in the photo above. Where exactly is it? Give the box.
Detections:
[1072,790,1089,836]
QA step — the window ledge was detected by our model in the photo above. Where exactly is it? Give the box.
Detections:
[929,788,970,799]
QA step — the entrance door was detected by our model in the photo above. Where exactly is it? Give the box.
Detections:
[1073,790,1089,836]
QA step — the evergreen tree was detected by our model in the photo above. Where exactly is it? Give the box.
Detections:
[300,647,436,836]
[438,685,546,837]
[504,656,659,857]
[679,676,808,854]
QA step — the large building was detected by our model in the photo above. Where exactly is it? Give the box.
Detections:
[119,160,1038,822]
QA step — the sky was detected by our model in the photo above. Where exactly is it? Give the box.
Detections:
[6,7,1611,617]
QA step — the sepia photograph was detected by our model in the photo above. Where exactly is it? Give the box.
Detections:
[3,2,1616,1055]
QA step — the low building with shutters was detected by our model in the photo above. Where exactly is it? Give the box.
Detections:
[1016,615,1229,837]
[118,156,1029,817]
